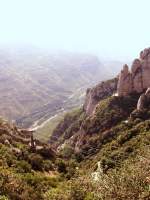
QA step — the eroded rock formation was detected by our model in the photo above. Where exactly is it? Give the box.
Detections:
[84,47,150,116]
[84,78,118,115]
[137,88,150,110]
[117,48,150,96]
[117,64,132,96]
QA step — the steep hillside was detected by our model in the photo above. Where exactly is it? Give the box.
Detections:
[0,46,122,128]
[45,91,150,200]
[1,94,150,199]
[46,48,150,199]
[1,47,150,200]
[47,107,150,200]
[49,47,150,154]
[0,117,59,199]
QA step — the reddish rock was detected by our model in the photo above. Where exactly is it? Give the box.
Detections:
[118,48,150,96]
[117,64,132,96]
[84,78,118,115]
[137,88,150,110]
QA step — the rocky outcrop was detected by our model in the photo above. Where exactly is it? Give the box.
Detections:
[131,59,143,93]
[84,47,150,115]
[84,78,118,115]
[0,119,30,144]
[117,64,133,96]
[118,48,150,96]
[137,88,150,110]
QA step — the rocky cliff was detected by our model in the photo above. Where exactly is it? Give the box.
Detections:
[137,88,150,110]
[117,48,150,96]
[83,78,118,115]
[50,47,150,156]
[84,47,150,113]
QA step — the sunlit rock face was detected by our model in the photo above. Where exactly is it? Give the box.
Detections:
[84,78,118,115]
[131,59,143,93]
[117,64,132,96]
[140,48,150,89]
[137,88,150,110]
[117,48,150,96]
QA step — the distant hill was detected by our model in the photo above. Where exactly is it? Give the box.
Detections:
[0,46,122,128]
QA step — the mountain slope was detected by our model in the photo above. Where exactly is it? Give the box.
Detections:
[0,117,60,200]
[46,93,150,200]
[0,47,122,128]
[1,48,150,200]
[49,47,150,154]
[46,48,150,199]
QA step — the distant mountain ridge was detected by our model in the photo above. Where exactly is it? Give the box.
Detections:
[0,47,122,128]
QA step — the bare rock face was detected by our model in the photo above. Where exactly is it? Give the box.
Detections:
[137,88,150,110]
[145,87,150,98]
[117,64,132,96]
[131,59,143,93]
[140,48,150,60]
[118,48,150,96]
[84,78,118,115]
[140,49,150,89]
[137,94,147,110]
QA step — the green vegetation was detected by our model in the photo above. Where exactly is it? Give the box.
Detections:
[0,93,150,199]
[45,94,150,199]
[0,143,59,200]
[45,113,150,200]
[35,112,65,142]
[83,95,138,134]
[49,108,85,147]
[54,150,150,200]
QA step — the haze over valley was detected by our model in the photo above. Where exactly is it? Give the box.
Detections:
[0,46,122,130]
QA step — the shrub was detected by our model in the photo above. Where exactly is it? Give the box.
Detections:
[29,153,43,170]
[74,152,84,162]
[95,154,150,200]
[43,160,53,171]
[36,146,55,159]
[60,145,74,159]
[44,187,69,200]
[16,160,31,173]
[56,159,67,173]
[0,195,9,200]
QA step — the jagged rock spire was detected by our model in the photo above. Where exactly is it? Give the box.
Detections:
[117,64,132,96]
[117,48,150,96]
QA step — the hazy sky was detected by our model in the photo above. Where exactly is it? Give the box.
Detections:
[0,0,150,60]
